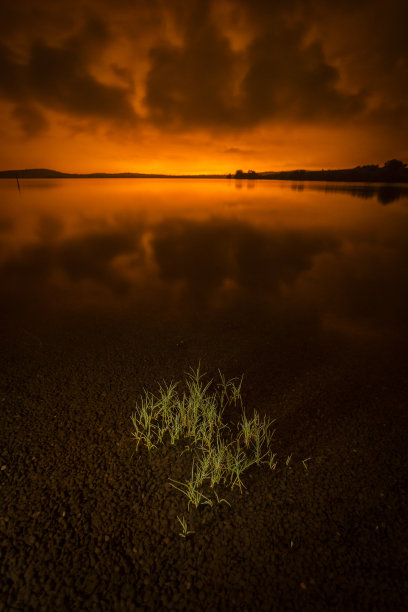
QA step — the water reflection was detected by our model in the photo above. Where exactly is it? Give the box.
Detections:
[0,179,407,351]
[152,219,339,308]
[292,182,408,205]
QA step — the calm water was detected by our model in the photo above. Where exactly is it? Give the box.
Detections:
[1,178,407,381]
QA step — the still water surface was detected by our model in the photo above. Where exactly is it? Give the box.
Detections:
[1,178,407,373]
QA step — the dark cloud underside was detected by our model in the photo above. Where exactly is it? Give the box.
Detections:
[0,17,137,135]
[0,0,406,140]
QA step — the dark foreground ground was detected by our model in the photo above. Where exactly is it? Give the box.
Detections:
[1,312,407,611]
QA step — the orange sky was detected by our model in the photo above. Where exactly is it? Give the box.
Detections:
[0,0,407,174]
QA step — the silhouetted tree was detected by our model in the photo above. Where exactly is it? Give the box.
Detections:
[382,159,408,182]
[235,169,244,178]
[384,159,406,170]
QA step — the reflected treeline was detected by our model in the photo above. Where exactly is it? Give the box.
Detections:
[291,183,408,205]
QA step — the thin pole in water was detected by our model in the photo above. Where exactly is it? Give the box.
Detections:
[16,177,21,193]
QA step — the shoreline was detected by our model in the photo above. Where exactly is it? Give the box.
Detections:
[1,314,407,609]
[1,165,408,183]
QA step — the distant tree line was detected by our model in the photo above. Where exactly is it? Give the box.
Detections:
[229,160,408,183]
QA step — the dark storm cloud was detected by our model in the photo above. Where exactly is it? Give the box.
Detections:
[12,103,50,135]
[0,15,137,134]
[0,43,26,98]
[144,0,407,131]
[145,2,240,128]
[0,0,406,135]
[28,37,135,122]
[143,0,368,129]
[301,0,408,133]
[242,30,363,123]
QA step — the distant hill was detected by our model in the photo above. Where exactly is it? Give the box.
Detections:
[0,169,171,179]
[0,169,226,179]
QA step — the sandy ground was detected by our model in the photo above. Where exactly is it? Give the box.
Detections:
[1,311,407,610]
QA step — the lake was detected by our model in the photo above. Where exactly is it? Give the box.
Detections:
[2,178,408,611]
[1,178,407,396]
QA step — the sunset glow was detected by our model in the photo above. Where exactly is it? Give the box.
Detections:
[1,0,407,173]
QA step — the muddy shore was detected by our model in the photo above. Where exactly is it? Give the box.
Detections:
[1,311,407,610]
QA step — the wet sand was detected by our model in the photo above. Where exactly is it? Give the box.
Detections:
[1,312,407,610]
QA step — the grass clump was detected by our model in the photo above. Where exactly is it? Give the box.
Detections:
[131,365,228,453]
[131,365,294,514]
[169,459,212,509]
[177,515,194,538]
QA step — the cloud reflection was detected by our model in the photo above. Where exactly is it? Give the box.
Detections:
[152,218,340,311]
[1,183,407,351]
